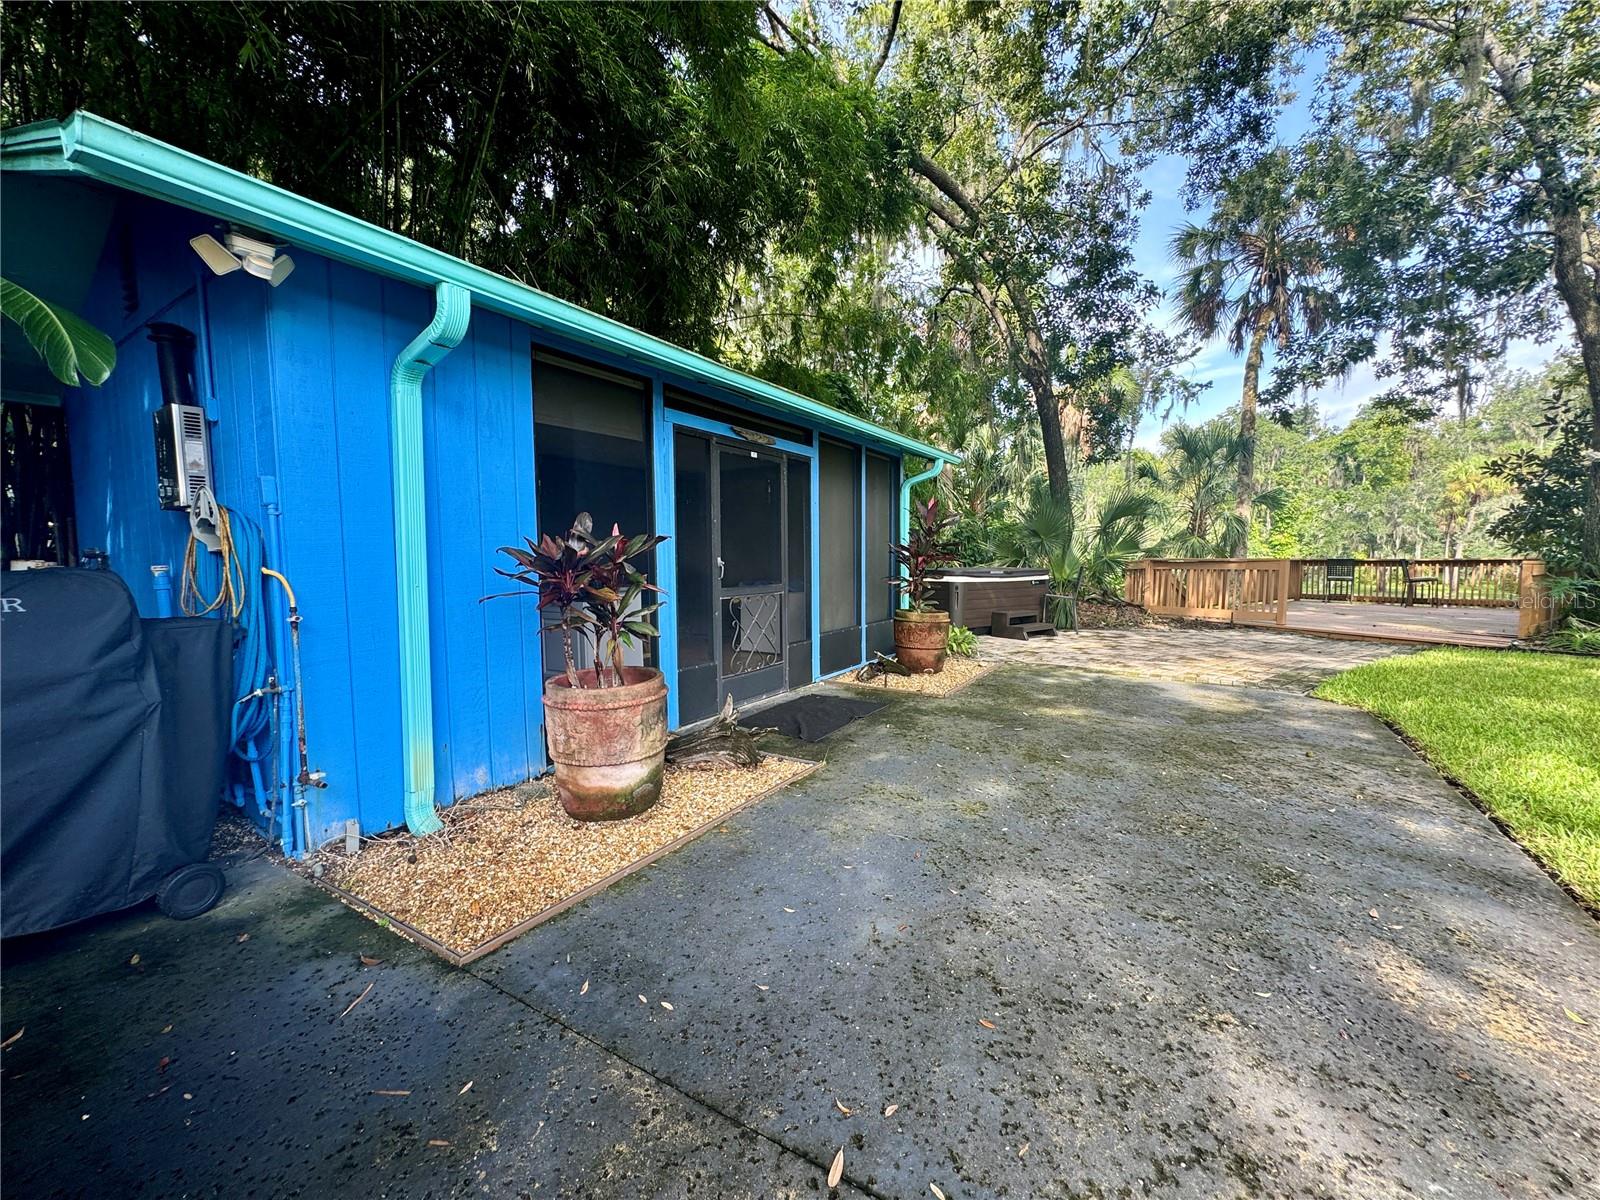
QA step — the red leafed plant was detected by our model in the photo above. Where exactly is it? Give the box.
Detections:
[891,497,960,612]
[486,512,667,688]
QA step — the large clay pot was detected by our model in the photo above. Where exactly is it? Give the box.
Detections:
[543,667,668,820]
[892,609,951,673]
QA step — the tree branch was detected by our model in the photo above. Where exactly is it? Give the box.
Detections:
[762,4,813,57]
[1398,12,1455,37]
[913,186,972,235]
[910,151,983,224]
[869,0,902,86]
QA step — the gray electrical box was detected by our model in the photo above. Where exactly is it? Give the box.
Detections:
[153,403,213,510]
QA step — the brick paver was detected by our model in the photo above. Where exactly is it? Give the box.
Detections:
[981,623,1404,690]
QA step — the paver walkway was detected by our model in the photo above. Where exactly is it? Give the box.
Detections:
[4,663,1595,1199]
[983,622,1404,690]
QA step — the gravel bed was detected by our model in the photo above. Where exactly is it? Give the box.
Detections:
[837,653,992,697]
[314,755,817,955]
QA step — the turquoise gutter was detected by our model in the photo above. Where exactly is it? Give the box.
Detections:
[1,113,956,466]
[898,456,952,608]
[390,282,471,836]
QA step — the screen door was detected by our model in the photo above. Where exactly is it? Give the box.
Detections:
[716,444,786,704]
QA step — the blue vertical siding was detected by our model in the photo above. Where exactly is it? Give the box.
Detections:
[68,198,550,846]
[54,188,907,843]
[421,297,546,803]
[263,255,391,841]
[67,197,273,616]
[464,313,543,789]
[264,254,545,842]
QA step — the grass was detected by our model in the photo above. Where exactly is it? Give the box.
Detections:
[1315,648,1600,909]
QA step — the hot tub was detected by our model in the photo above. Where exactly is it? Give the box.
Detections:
[925,568,1049,631]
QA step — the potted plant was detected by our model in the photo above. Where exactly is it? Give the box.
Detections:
[891,497,960,672]
[491,513,669,820]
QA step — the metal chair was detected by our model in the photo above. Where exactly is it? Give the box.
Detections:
[1324,559,1357,601]
[1404,562,1442,607]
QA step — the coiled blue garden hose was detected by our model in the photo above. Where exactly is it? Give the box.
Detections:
[182,506,275,806]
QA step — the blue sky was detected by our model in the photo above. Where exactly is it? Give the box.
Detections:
[1124,59,1557,451]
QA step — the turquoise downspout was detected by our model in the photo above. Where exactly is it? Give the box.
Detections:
[390,282,471,836]
[898,456,950,609]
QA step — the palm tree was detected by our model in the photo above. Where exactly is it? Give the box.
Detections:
[1438,458,1508,558]
[989,476,1159,627]
[1170,151,1328,554]
[1141,420,1285,558]
[936,420,1036,521]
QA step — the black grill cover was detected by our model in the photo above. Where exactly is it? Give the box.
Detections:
[1,570,231,937]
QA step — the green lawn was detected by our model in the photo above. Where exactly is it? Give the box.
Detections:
[1316,648,1600,909]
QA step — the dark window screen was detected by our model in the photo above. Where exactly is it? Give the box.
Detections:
[674,432,713,669]
[785,455,813,687]
[819,440,860,634]
[718,449,782,588]
[786,459,810,639]
[865,453,894,623]
[533,355,649,675]
[533,356,648,538]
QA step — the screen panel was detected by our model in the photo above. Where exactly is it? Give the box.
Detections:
[673,431,717,724]
[718,449,783,589]
[865,452,896,655]
[818,438,862,673]
[785,456,812,687]
[534,354,651,678]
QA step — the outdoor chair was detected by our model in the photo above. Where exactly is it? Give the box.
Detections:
[1403,562,1442,607]
[1324,559,1357,601]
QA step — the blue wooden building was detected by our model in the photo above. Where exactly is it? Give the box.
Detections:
[0,114,956,855]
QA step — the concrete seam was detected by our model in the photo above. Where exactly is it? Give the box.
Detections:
[465,967,894,1200]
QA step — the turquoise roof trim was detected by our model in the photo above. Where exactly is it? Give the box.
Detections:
[2,112,957,465]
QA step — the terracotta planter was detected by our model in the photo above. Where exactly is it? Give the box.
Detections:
[893,609,951,673]
[543,667,668,821]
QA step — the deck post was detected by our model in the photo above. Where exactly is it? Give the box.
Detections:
[1517,558,1552,638]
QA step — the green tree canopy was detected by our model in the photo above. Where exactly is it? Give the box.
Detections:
[1286,0,1600,567]
[1,1,905,350]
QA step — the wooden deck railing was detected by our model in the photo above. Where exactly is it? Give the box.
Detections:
[1291,558,1522,607]
[1125,559,1290,626]
[1124,556,1554,638]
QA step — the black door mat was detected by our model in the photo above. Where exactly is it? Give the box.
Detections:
[744,694,886,742]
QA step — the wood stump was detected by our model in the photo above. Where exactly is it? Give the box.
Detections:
[665,695,774,768]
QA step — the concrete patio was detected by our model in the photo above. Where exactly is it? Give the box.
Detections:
[3,660,1596,1199]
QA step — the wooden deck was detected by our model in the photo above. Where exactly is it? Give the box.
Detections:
[1125,558,1547,649]
[1278,600,1520,649]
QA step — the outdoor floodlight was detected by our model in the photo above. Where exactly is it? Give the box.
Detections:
[190,229,296,287]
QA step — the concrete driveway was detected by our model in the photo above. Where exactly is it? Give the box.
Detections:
[4,662,1597,1199]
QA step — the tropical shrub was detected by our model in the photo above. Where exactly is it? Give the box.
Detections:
[989,477,1159,626]
[1548,620,1600,655]
[490,512,667,687]
[1139,420,1285,557]
[0,277,116,386]
[1490,394,1594,573]
[946,624,978,658]
[891,497,961,612]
